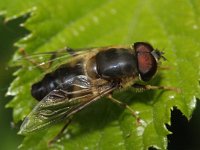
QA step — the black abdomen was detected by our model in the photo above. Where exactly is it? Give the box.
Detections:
[31,62,84,101]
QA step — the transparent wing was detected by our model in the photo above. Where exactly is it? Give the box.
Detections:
[19,75,116,134]
[14,46,102,70]
[15,48,87,70]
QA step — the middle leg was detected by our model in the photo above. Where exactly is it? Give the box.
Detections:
[132,83,181,93]
[107,94,141,124]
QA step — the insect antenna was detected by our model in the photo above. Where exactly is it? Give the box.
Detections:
[151,49,167,61]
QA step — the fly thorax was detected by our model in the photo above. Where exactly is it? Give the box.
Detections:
[86,56,100,79]
[95,48,138,79]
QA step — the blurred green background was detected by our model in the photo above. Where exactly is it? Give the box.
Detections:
[0,15,200,150]
[0,15,28,150]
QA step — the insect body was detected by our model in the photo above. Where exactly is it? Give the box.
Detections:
[19,42,166,135]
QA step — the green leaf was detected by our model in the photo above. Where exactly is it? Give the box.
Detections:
[1,0,200,149]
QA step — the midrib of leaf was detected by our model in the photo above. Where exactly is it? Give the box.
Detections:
[128,1,171,149]
[116,1,153,149]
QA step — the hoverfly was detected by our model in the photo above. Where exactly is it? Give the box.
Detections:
[19,42,174,139]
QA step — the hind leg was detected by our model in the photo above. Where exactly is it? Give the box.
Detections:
[48,118,72,146]
[19,47,77,71]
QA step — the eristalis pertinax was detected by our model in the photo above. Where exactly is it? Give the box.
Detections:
[18,42,177,143]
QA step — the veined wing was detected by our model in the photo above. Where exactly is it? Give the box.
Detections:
[19,75,117,134]
[16,48,87,70]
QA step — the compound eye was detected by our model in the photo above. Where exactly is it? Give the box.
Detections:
[134,42,153,53]
[134,42,157,81]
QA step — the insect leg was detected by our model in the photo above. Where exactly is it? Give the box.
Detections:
[46,47,77,68]
[64,47,78,56]
[48,117,72,146]
[19,48,46,71]
[107,95,140,123]
[19,47,77,71]
[132,83,181,93]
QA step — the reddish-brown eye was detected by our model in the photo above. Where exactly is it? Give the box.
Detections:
[134,42,157,81]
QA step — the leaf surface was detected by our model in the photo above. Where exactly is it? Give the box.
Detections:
[1,0,200,149]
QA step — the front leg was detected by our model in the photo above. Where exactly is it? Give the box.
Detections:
[132,83,181,93]
[48,117,72,146]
